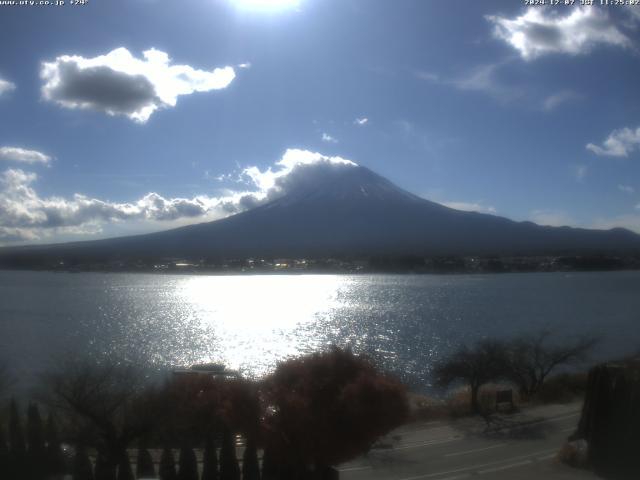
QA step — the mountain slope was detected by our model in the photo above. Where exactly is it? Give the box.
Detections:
[2,164,640,263]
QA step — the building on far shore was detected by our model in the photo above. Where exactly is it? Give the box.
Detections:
[172,363,241,380]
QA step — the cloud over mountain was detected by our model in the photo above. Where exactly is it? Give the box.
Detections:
[240,148,356,196]
[41,48,236,122]
[486,7,632,60]
[440,201,496,215]
[0,149,359,243]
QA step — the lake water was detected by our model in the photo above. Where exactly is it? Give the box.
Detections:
[1,270,639,393]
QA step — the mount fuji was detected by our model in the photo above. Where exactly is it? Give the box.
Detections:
[2,162,640,265]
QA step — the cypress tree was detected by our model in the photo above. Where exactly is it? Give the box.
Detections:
[136,445,155,479]
[219,426,240,480]
[241,439,260,480]
[201,435,218,480]
[178,446,198,480]
[0,423,10,480]
[159,448,178,480]
[9,399,26,454]
[259,449,277,480]
[27,403,46,479]
[116,451,134,480]
[94,451,116,480]
[45,413,66,477]
[72,446,94,480]
[9,399,26,479]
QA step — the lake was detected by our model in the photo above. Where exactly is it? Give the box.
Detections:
[1,270,639,394]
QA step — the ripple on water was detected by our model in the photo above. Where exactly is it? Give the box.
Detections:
[1,270,640,392]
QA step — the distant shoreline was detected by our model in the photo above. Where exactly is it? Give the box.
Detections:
[2,254,640,276]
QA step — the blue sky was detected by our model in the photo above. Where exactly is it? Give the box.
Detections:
[1,0,640,245]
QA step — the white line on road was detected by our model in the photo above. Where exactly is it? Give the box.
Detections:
[535,412,580,424]
[398,448,558,480]
[405,425,456,435]
[392,436,461,450]
[537,453,558,461]
[444,443,507,458]
[338,465,372,472]
[401,411,579,444]
[392,412,577,453]
[478,459,532,474]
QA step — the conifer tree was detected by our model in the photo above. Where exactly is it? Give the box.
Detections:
[9,399,26,479]
[260,448,277,480]
[116,451,134,480]
[219,426,240,480]
[72,446,94,480]
[27,403,46,479]
[159,448,178,480]
[178,446,198,480]
[136,445,155,479]
[201,435,218,480]
[45,413,66,477]
[0,423,10,479]
[94,451,116,480]
[241,438,260,480]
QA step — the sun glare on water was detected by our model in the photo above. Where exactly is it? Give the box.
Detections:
[177,274,345,376]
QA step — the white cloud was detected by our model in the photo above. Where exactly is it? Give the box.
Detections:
[0,77,16,97]
[530,209,573,227]
[0,168,225,230]
[573,164,588,182]
[452,63,498,92]
[618,184,635,194]
[354,117,368,126]
[321,132,338,143]
[41,48,236,123]
[416,62,538,105]
[0,149,359,243]
[451,63,523,102]
[240,148,356,194]
[486,7,633,60]
[587,126,640,157]
[237,62,252,69]
[440,201,497,215]
[415,71,440,82]
[0,147,52,165]
[0,227,40,243]
[418,63,578,109]
[542,90,580,111]
[628,5,640,23]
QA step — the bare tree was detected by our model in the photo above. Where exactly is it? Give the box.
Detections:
[434,339,508,413]
[40,360,159,474]
[504,331,598,400]
[0,359,15,400]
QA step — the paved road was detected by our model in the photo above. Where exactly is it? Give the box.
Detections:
[339,403,598,480]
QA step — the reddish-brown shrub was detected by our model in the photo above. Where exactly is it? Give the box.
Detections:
[260,347,409,468]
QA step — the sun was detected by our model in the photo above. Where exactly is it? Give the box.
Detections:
[231,0,301,12]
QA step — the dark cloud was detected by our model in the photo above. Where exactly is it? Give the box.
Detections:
[41,48,236,122]
[47,61,161,117]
